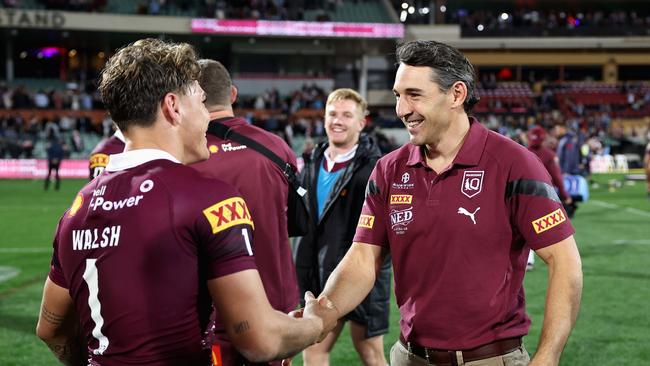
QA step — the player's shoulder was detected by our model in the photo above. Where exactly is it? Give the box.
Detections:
[485,130,540,166]
[237,122,294,153]
[91,136,125,156]
[157,163,241,201]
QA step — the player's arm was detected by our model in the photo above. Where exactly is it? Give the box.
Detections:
[208,269,332,362]
[36,278,87,366]
[318,242,386,331]
[530,235,583,366]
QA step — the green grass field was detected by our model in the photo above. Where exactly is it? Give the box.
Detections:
[1,173,649,365]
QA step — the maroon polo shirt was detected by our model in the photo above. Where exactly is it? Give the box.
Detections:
[354,118,574,350]
[49,149,257,366]
[89,131,125,180]
[190,117,300,313]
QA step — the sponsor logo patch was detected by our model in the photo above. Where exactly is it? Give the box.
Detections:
[461,171,484,198]
[69,194,84,217]
[532,208,566,234]
[221,143,247,152]
[203,197,254,234]
[392,171,415,190]
[390,195,412,205]
[209,145,219,153]
[358,214,375,229]
[89,153,110,169]
[390,207,413,229]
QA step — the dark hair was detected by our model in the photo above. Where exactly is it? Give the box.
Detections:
[197,59,232,109]
[99,38,200,131]
[396,40,479,112]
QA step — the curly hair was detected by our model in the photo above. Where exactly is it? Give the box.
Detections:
[99,38,201,131]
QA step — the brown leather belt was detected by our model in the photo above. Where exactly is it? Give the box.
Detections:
[399,335,522,365]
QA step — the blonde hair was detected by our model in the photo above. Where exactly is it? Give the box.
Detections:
[326,88,367,117]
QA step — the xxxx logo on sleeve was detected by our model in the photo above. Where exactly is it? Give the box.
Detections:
[531,208,566,234]
[390,195,412,204]
[358,215,375,229]
[89,153,110,168]
[203,197,254,234]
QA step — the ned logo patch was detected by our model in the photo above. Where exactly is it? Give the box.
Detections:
[203,197,254,234]
[461,171,484,198]
[532,208,566,234]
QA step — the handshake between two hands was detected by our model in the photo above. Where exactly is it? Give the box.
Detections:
[282,291,340,366]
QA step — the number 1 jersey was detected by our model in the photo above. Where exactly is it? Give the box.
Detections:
[48,150,257,366]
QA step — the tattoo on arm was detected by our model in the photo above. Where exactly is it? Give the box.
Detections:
[41,305,65,325]
[233,320,250,334]
[47,342,71,359]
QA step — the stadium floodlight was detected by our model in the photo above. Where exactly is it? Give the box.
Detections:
[477,24,485,31]
[420,7,430,15]
[400,10,407,22]
[402,2,408,9]
[440,5,447,13]
[408,6,415,15]
[500,13,509,21]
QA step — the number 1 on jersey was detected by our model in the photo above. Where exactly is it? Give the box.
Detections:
[83,258,110,355]
[242,228,253,256]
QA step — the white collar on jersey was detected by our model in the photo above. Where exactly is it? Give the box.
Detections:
[323,144,358,172]
[106,149,181,172]
[114,128,126,143]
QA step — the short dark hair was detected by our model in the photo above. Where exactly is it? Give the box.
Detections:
[197,59,232,109]
[396,40,479,112]
[99,38,200,131]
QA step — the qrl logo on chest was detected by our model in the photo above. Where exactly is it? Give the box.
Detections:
[461,171,484,198]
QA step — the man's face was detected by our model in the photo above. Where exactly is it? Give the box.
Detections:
[393,63,453,147]
[324,99,365,149]
[179,81,210,164]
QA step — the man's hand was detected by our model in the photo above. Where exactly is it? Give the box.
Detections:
[302,291,340,342]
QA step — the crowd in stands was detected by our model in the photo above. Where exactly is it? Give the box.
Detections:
[0,83,103,111]
[1,0,359,20]
[459,9,650,33]
[1,79,649,167]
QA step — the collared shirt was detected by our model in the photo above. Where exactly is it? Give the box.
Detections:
[49,147,256,365]
[354,117,574,350]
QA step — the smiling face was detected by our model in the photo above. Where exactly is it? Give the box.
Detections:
[178,81,210,164]
[325,98,365,150]
[393,63,454,148]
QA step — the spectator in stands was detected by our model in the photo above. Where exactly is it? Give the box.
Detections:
[11,86,31,108]
[34,89,50,109]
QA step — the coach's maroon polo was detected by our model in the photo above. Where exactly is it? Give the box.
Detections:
[354,118,574,350]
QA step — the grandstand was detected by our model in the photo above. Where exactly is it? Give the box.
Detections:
[0,1,647,167]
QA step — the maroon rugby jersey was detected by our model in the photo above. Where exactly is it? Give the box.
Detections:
[190,117,300,314]
[354,118,575,350]
[89,131,126,180]
[49,149,256,366]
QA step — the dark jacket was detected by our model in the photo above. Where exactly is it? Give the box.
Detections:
[295,134,390,298]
